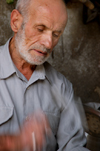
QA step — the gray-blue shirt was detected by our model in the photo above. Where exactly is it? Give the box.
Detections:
[0,39,89,151]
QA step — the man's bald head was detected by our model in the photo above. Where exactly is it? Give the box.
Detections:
[16,0,68,19]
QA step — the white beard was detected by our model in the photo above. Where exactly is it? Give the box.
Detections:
[15,27,51,65]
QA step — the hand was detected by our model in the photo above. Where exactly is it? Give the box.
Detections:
[0,135,21,151]
[21,111,50,151]
[0,111,50,151]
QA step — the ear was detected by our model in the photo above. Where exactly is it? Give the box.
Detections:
[10,9,23,33]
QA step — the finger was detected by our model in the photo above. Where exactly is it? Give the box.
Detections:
[33,111,51,136]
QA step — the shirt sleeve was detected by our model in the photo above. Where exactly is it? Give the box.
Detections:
[56,78,90,151]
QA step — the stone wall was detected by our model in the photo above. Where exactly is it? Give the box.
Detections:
[0,0,100,103]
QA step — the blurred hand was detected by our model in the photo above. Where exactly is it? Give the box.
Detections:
[0,111,50,151]
[21,111,50,150]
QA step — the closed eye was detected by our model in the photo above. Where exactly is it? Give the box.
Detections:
[53,33,60,38]
[37,28,44,32]
[37,25,45,32]
[53,31,61,38]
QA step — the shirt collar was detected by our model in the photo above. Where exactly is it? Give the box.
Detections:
[0,38,16,79]
[27,64,46,86]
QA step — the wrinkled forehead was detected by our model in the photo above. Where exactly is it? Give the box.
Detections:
[28,0,67,26]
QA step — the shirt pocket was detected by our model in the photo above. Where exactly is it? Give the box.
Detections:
[0,107,13,133]
[44,111,60,135]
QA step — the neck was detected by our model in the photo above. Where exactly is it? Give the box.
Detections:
[9,37,36,80]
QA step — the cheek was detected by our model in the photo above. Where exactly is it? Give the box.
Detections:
[25,29,41,45]
[25,27,36,38]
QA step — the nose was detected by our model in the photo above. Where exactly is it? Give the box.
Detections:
[40,33,53,50]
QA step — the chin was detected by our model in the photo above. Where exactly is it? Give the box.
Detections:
[32,60,47,65]
[21,52,50,65]
[25,58,47,65]
[29,56,50,65]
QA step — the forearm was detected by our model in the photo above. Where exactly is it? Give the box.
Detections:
[0,135,22,151]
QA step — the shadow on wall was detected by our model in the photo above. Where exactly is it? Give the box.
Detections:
[1,0,100,104]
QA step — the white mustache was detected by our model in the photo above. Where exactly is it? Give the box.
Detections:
[29,45,51,53]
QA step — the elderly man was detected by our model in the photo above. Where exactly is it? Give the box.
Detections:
[0,0,89,151]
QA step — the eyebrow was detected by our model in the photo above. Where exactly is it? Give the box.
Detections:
[54,30,62,34]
